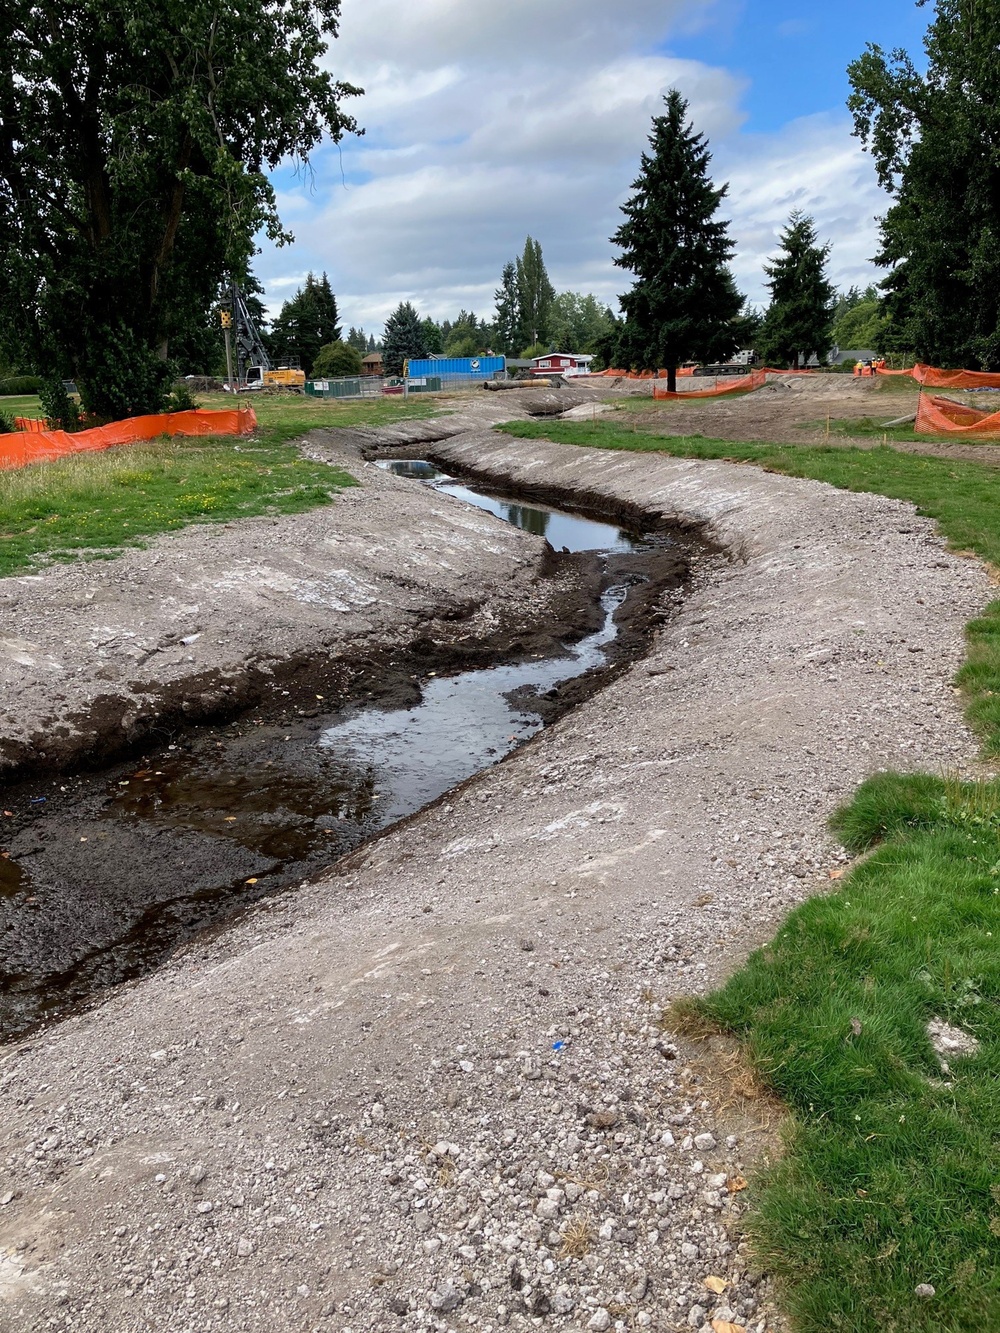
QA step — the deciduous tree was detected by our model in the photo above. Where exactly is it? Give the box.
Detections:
[757,212,835,368]
[515,238,555,351]
[848,0,1000,367]
[611,91,743,392]
[312,340,362,378]
[548,293,616,355]
[0,0,359,418]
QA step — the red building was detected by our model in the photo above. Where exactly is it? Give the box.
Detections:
[529,353,595,378]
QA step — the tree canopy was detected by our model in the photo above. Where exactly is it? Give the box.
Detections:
[831,285,885,352]
[382,301,428,376]
[611,90,744,392]
[548,293,616,356]
[848,0,1000,367]
[0,0,359,418]
[312,339,362,379]
[757,212,835,367]
[493,262,519,356]
[270,273,341,376]
[515,237,555,352]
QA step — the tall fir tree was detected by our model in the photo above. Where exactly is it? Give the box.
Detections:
[346,326,368,352]
[757,212,835,367]
[493,261,519,355]
[421,317,444,355]
[515,237,555,351]
[382,301,428,376]
[611,90,743,392]
[849,0,1000,367]
[269,271,341,375]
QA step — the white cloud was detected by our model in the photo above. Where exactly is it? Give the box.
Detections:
[255,0,889,331]
[718,112,889,306]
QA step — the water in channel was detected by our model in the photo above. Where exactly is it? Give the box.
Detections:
[0,466,649,1039]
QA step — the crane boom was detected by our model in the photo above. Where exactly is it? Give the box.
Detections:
[230,279,271,384]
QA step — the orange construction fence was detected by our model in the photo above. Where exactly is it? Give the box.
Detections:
[652,367,817,399]
[916,394,1000,437]
[653,369,766,399]
[0,407,257,471]
[878,363,1000,390]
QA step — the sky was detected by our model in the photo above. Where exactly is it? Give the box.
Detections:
[255,0,929,334]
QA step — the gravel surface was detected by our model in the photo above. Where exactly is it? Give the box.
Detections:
[0,409,992,1333]
[0,398,566,778]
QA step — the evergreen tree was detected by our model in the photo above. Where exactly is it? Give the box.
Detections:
[611,90,743,392]
[493,261,519,355]
[382,301,428,376]
[366,333,378,353]
[848,0,1000,367]
[346,326,368,352]
[515,237,555,350]
[443,310,482,357]
[269,271,341,375]
[421,317,444,355]
[756,212,835,367]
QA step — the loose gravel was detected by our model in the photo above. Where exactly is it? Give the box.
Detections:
[0,408,992,1333]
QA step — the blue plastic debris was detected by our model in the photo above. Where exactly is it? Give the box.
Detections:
[552,1040,566,1052]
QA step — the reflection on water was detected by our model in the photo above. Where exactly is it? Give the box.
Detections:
[318,584,626,822]
[378,460,638,553]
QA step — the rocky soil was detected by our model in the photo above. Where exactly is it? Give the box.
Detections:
[0,396,992,1333]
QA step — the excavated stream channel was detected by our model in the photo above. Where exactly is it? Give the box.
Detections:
[0,464,692,1040]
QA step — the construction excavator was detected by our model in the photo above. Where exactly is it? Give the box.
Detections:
[222,280,305,392]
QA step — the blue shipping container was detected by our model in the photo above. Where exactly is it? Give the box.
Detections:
[406,356,505,378]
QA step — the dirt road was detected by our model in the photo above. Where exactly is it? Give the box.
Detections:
[0,403,990,1333]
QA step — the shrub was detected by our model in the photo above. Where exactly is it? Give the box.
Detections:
[311,340,363,379]
[0,409,19,433]
[39,379,81,432]
[165,381,198,412]
[0,375,43,395]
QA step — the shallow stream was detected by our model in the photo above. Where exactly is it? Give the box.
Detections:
[0,465,677,1039]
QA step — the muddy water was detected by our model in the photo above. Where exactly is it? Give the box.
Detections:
[384,461,637,554]
[0,473,679,1040]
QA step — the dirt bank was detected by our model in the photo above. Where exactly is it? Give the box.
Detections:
[0,412,586,782]
[0,425,990,1333]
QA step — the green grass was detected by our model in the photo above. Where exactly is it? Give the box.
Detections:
[503,423,1000,752]
[0,393,45,420]
[693,772,1000,1331]
[499,413,1000,1329]
[0,433,358,577]
[0,390,445,577]
[197,389,443,444]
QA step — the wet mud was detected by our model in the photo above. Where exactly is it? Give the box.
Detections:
[0,470,696,1041]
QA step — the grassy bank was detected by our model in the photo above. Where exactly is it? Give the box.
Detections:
[0,393,439,577]
[686,771,1000,1331]
[500,415,1000,1330]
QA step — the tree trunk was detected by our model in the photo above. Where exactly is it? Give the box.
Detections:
[667,365,677,393]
